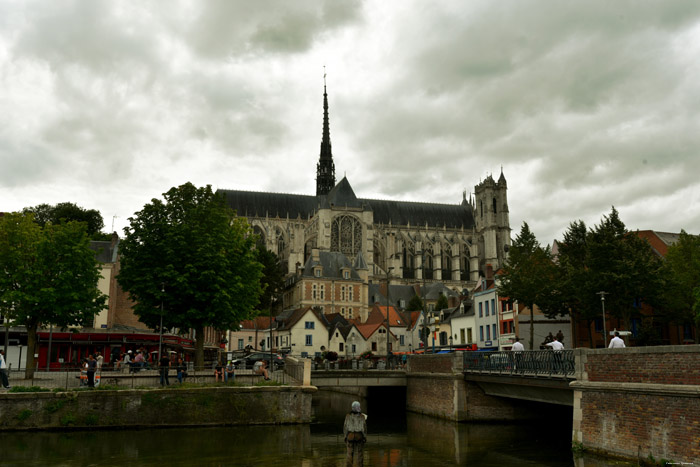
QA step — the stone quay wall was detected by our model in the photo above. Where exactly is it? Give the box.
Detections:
[0,386,316,431]
[572,345,700,464]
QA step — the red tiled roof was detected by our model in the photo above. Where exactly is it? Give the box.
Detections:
[367,305,408,327]
[240,316,274,330]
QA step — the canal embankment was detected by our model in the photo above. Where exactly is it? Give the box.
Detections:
[0,385,317,431]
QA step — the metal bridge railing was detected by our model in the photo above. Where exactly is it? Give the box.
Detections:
[463,350,576,378]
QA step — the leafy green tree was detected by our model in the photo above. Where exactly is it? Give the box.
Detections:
[255,245,285,313]
[23,202,107,239]
[556,220,600,347]
[435,294,449,312]
[556,208,664,347]
[585,208,663,339]
[662,230,700,342]
[498,222,560,349]
[0,213,106,378]
[406,294,423,311]
[117,183,263,367]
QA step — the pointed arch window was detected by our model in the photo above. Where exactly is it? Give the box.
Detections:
[331,215,362,257]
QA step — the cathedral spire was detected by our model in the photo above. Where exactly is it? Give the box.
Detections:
[316,68,336,196]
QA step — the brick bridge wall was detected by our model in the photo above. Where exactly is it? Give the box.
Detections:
[406,353,532,421]
[572,345,700,464]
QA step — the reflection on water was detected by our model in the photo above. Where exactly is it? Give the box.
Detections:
[3,390,632,466]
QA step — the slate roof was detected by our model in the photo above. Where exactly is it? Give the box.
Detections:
[89,240,119,263]
[218,177,476,229]
[219,190,320,220]
[322,177,363,209]
[303,251,361,280]
[368,282,459,307]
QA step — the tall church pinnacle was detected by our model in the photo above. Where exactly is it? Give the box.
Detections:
[316,69,336,196]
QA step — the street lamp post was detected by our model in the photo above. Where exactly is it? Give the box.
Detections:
[270,292,274,374]
[158,283,164,363]
[597,291,608,348]
[46,323,53,371]
[385,267,394,364]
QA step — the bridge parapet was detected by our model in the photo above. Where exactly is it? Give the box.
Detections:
[572,344,700,464]
[462,350,577,378]
[582,344,700,384]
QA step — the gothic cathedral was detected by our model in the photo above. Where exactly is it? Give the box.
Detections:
[219,84,511,315]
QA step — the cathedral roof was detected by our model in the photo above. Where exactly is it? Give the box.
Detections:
[324,176,362,209]
[219,190,319,220]
[361,198,474,229]
[353,251,368,270]
[219,186,476,229]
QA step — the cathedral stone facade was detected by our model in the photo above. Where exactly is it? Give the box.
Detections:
[219,84,511,315]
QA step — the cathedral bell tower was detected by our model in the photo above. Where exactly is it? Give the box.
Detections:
[474,170,511,273]
[316,76,336,196]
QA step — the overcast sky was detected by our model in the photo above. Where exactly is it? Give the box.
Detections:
[2,1,699,244]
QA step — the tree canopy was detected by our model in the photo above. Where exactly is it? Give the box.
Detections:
[117,183,264,367]
[435,294,449,312]
[406,294,424,312]
[255,245,285,313]
[0,212,107,378]
[497,222,560,349]
[661,230,700,342]
[23,202,107,239]
[554,207,664,346]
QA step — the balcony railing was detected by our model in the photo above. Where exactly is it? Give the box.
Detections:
[463,350,576,378]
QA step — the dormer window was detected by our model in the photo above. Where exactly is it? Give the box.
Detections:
[343,270,350,279]
[314,268,322,277]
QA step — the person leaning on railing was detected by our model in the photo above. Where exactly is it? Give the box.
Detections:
[511,337,524,372]
[544,338,564,371]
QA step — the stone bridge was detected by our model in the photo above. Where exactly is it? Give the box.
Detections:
[310,345,699,464]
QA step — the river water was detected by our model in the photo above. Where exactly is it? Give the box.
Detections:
[3,390,628,466]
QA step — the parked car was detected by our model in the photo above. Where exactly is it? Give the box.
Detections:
[233,352,285,371]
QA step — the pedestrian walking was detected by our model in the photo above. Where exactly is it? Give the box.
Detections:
[86,354,97,388]
[159,352,171,386]
[609,331,626,348]
[0,350,11,389]
[343,401,367,467]
[511,337,524,371]
[176,356,186,384]
[96,352,103,374]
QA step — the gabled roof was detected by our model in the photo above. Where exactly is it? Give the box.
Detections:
[354,321,397,340]
[323,177,362,209]
[636,230,681,257]
[240,316,274,331]
[367,305,410,327]
[353,251,368,270]
[329,322,361,341]
[448,299,475,320]
[89,240,119,264]
[275,306,328,331]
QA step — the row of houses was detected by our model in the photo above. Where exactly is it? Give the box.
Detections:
[228,229,696,359]
[228,258,522,359]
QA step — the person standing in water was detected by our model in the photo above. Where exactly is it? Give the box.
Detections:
[343,401,367,467]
